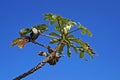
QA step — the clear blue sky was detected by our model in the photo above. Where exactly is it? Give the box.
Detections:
[0,0,120,80]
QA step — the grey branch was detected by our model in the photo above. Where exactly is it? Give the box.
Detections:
[13,54,53,80]
[13,40,64,80]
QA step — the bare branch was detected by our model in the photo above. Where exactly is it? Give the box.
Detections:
[13,54,52,80]
[13,39,64,80]
[31,40,48,49]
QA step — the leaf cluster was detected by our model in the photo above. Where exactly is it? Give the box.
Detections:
[19,24,48,37]
[11,13,96,60]
[11,24,48,48]
[44,13,95,60]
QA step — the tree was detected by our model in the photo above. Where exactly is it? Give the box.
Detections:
[11,13,95,80]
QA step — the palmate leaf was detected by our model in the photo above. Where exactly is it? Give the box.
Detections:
[19,28,31,36]
[49,32,61,37]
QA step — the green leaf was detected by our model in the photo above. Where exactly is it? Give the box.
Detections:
[82,44,88,51]
[52,14,57,20]
[44,13,57,21]
[67,45,71,57]
[64,39,71,45]
[49,21,57,25]
[81,28,87,35]
[11,38,21,46]
[86,29,92,37]
[71,38,79,43]
[49,38,60,44]
[71,38,83,45]
[19,28,31,36]
[67,35,75,39]
[86,47,95,59]
[70,44,78,53]
[58,44,65,54]
[78,23,92,37]
[79,51,84,58]
[55,24,60,32]
[44,14,52,20]
[49,32,60,37]
[79,25,87,35]
[68,20,76,26]
[33,24,48,31]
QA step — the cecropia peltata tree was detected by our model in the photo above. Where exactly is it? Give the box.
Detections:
[11,13,96,80]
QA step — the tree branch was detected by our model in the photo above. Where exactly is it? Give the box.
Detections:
[31,40,48,49]
[13,39,64,80]
[13,53,53,80]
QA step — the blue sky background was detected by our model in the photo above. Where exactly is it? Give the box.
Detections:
[0,0,120,80]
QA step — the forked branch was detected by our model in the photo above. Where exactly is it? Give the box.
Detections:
[13,39,64,80]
